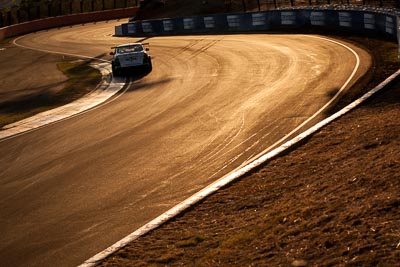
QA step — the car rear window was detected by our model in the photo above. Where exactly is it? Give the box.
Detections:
[117,44,143,54]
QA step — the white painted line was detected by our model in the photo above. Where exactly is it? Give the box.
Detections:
[0,63,126,141]
[13,35,109,62]
[0,35,131,141]
[79,38,396,267]
[80,68,400,267]
[244,35,361,165]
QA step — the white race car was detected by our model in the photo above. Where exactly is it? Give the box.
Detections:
[110,43,152,76]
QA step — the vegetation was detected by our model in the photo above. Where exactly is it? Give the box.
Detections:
[0,60,101,128]
[56,60,102,100]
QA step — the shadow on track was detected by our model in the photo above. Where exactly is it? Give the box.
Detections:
[113,66,173,93]
[122,69,174,93]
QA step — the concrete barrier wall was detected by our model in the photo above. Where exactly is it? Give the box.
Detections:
[117,9,399,41]
[0,7,138,41]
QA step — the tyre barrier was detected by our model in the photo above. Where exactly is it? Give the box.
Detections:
[115,7,399,44]
[0,7,138,41]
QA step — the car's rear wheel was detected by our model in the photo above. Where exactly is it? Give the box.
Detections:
[112,63,120,77]
[147,58,153,72]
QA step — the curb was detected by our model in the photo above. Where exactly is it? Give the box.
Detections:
[0,63,125,141]
[79,69,400,267]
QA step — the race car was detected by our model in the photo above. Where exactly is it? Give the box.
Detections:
[110,43,152,76]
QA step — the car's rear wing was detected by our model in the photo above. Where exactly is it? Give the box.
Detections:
[111,43,150,50]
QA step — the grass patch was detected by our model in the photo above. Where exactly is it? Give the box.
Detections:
[0,38,12,46]
[148,251,185,265]
[220,229,259,248]
[176,234,207,248]
[0,60,101,128]
[56,60,102,100]
[326,36,400,115]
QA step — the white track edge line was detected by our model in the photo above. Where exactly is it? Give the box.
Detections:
[13,35,109,62]
[243,35,361,166]
[78,47,399,267]
[0,64,127,141]
[0,37,130,142]
[80,68,400,267]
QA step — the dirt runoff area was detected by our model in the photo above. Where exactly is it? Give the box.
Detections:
[98,34,400,267]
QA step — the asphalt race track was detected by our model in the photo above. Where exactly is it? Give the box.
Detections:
[0,20,371,266]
